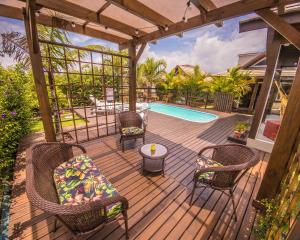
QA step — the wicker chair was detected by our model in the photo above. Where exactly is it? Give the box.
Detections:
[26,142,129,239]
[190,144,259,221]
[118,111,146,152]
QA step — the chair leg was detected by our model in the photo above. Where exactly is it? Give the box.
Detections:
[143,136,145,144]
[122,140,125,152]
[229,189,238,222]
[53,217,58,232]
[123,210,129,240]
[190,181,196,206]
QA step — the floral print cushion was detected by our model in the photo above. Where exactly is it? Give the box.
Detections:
[121,127,144,136]
[53,155,122,218]
[196,156,223,181]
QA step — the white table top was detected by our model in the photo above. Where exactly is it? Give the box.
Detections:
[140,143,168,159]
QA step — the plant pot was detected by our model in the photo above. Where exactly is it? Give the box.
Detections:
[234,130,245,138]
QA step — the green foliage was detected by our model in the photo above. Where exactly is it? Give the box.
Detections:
[0,65,32,192]
[254,199,278,240]
[172,65,208,96]
[137,57,167,87]
[209,66,254,100]
[234,121,250,133]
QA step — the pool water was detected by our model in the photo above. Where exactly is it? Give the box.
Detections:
[149,103,218,123]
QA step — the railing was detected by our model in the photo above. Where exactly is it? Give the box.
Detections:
[136,87,215,109]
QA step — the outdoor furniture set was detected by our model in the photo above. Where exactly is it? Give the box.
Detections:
[26,111,259,239]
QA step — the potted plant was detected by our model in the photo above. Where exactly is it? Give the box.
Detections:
[234,122,250,138]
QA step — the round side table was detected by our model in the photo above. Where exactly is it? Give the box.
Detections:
[139,143,168,176]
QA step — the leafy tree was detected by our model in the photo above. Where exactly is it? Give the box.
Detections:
[172,65,208,98]
[0,65,33,191]
[210,65,254,102]
[137,57,167,87]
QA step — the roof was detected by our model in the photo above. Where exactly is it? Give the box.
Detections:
[174,64,196,75]
[173,65,208,76]
[0,0,299,47]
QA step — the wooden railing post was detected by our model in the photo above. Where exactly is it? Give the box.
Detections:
[23,0,56,142]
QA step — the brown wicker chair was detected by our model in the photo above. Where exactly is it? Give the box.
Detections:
[118,111,146,152]
[26,142,129,239]
[189,144,259,221]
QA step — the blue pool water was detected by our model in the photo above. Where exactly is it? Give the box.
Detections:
[149,103,218,123]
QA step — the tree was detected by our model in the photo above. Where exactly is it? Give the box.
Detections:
[137,57,167,87]
[172,65,208,98]
[210,65,254,102]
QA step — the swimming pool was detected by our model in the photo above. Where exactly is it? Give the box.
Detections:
[149,103,218,123]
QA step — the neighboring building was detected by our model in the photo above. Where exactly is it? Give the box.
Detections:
[173,64,196,76]
[239,51,297,113]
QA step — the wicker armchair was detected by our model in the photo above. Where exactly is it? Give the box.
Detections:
[118,111,146,152]
[26,142,129,239]
[190,144,259,221]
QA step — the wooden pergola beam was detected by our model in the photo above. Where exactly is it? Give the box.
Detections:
[190,0,216,11]
[0,4,127,44]
[20,0,144,37]
[135,43,147,63]
[128,42,137,112]
[256,8,300,50]
[108,0,173,26]
[23,0,56,142]
[132,0,298,45]
[191,0,223,28]
[239,10,300,33]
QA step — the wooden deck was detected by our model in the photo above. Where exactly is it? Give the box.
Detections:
[8,110,267,240]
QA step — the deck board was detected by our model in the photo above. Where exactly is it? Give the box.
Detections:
[8,110,267,240]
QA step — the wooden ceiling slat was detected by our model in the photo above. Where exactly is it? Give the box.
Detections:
[0,4,127,44]
[108,0,173,26]
[20,0,145,36]
[132,0,299,45]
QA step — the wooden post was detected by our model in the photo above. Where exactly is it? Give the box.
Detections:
[23,0,56,142]
[256,58,300,200]
[248,28,282,138]
[248,80,259,113]
[262,70,281,121]
[128,42,137,111]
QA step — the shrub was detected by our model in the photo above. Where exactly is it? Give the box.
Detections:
[0,65,32,192]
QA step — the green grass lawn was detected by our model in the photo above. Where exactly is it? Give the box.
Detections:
[31,112,86,133]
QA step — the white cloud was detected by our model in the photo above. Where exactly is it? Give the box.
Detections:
[139,29,267,73]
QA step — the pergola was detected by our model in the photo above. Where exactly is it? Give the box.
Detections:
[1,0,300,221]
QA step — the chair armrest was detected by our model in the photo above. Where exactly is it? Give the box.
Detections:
[69,144,87,154]
[100,195,129,210]
[194,161,253,179]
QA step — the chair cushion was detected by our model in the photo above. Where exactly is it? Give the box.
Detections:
[196,156,223,181]
[121,127,144,136]
[53,155,122,217]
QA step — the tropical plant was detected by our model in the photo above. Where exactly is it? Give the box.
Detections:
[0,65,33,193]
[210,65,255,102]
[0,25,71,70]
[137,57,167,87]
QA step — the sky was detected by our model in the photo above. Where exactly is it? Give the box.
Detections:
[0,14,267,74]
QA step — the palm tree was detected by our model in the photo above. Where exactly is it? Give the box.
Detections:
[173,65,207,98]
[137,57,167,87]
[210,65,254,103]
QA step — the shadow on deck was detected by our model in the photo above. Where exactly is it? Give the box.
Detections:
[7,111,267,240]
